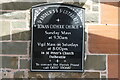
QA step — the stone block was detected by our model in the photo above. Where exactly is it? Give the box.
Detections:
[0,11,26,19]
[88,25,119,54]
[14,71,25,78]
[92,6,99,11]
[20,59,29,69]
[92,0,99,4]
[85,55,106,70]
[101,75,106,78]
[28,72,48,78]
[0,21,10,40]
[0,42,27,55]
[101,2,119,24]
[85,13,99,23]
[1,72,14,78]
[12,21,27,28]
[1,2,46,10]
[108,55,119,78]
[12,30,30,40]
[48,72,100,78]
[0,56,18,69]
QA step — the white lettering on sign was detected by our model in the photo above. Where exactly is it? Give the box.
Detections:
[36,8,79,24]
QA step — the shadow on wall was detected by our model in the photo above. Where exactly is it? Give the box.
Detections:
[103,1,120,54]
[88,33,119,54]
[0,30,119,54]
[101,1,120,7]
[0,30,31,40]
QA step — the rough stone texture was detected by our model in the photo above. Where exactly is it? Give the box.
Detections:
[0,56,18,69]
[48,72,100,78]
[88,25,119,54]
[14,71,25,78]
[12,30,30,40]
[28,72,48,78]
[66,2,91,12]
[0,42,27,55]
[20,59,29,69]
[92,0,99,4]
[92,6,98,11]
[1,2,46,10]
[0,11,26,19]
[108,55,119,78]
[85,13,99,23]
[101,75,106,78]
[28,72,100,78]
[101,2,119,24]
[1,72,14,78]
[85,55,106,70]
[0,0,115,79]
[0,21,10,40]
[12,21,27,28]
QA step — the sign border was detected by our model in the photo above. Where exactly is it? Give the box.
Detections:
[31,3,85,72]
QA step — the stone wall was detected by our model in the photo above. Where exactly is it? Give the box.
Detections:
[0,0,119,79]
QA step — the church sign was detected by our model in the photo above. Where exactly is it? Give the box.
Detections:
[31,3,85,72]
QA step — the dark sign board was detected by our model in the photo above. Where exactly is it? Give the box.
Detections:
[31,3,85,72]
